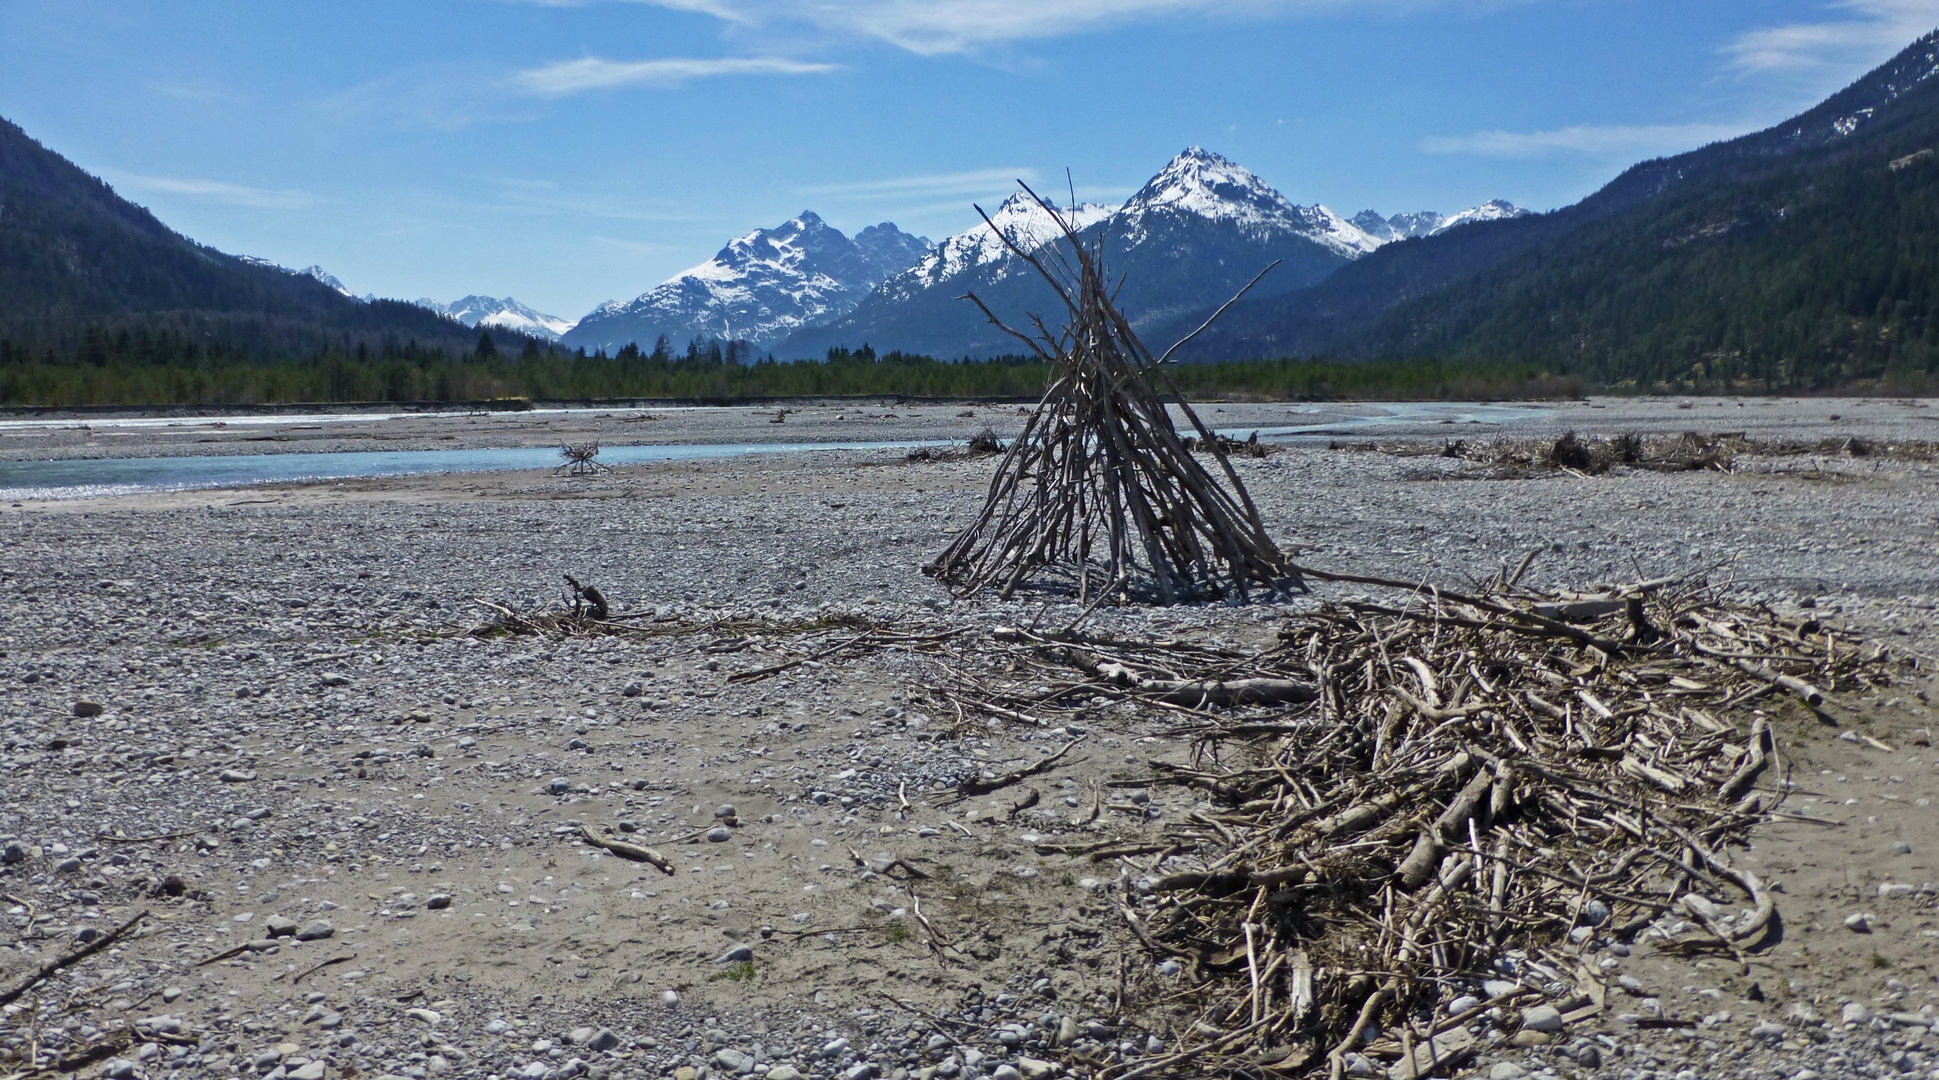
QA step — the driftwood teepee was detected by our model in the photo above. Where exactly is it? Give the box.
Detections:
[925,185,1293,604]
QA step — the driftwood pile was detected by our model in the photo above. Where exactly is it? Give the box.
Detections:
[929,574,1915,1079]
[555,442,611,476]
[925,186,1290,604]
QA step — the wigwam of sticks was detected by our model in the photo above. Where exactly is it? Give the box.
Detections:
[925,184,1290,605]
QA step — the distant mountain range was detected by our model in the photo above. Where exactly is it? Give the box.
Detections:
[547,147,1524,360]
[417,295,574,341]
[14,28,1936,390]
[776,148,1523,359]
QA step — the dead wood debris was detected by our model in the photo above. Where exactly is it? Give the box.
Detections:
[926,578,1913,1079]
[1364,430,1939,479]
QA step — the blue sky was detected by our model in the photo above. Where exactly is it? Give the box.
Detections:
[3,0,1936,322]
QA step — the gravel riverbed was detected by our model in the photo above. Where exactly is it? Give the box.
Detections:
[1,397,1936,1080]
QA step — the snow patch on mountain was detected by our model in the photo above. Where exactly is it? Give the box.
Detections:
[1349,200,1530,244]
[875,194,1112,303]
[1115,147,1383,257]
[418,296,575,340]
[566,213,929,351]
[238,257,363,300]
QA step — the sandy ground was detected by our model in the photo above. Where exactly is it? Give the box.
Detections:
[0,396,1937,1080]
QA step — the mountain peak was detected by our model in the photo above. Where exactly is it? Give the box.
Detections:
[417,295,574,340]
[566,212,931,351]
[1126,147,1282,218]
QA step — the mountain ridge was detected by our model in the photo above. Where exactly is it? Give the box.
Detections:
[1157,29,1939,384]
[563,213,930,353]
[778,148,1526,359]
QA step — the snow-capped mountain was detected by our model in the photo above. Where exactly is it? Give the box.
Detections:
[1350,200,1530,244]
[563,213,930,353]
[872,193,1114,304]
[417,295,574,340]
[780,147,1388,359]
[238,257,362,300]
[1114,147,1381,257]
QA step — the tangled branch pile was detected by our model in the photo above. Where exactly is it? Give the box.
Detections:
[932,575,1915,1079]
[925,186,1290,604]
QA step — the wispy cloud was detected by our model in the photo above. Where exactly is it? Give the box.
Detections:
[513,56,837,97]
[510,0,1446,56]
[1420,122,1747,158]
[109,173,319,209]
[1725,0,1939,73]
[318,63,542,130]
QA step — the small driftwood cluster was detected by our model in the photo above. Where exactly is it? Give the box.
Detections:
[555,442,611,476]
[929,575,1913,1080]
[925,186,1289,605]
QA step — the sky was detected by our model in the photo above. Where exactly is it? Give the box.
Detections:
[3,0,1937,323]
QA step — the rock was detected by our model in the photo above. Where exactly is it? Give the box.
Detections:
[845,1065,877,1080]
[1016,1058,1057,1079]
[674,1069,700,1080]
[1340,1054,1377,1078]
[1878,882,1917,898]
[1845,912,1875,932]
[1489,1065,1528,1080]
[661,990,680,1006]
[1842,1002,1873,1025]
[716,944,754,964]
[1887,1011,1933,1030]
[426,893,452,910]
[715,805,738,819]
[1751,1021,1788,1040]
[1522,1004,1565,1032]
[714,1048,755,1074]
[102,1060,136,1079]
[706,826,733,842]
[1789,1002,1822,1025]
[290,1063,326,1080]
[407,1007,442,1024]
[302,1004,330,1024]
[990,1067,1024,1080]
[1581,898,1612,926]
[1482,979,1520,998]
[1447,995,1481,1015]
[549,777,571,795]
[73,700,105,718]
[767,1069,805,1080]
[569,1027,596,1045]
[162,986,183,1003]
[1571,1043,1602,1069]
[296,920,335,941]
[265,915,300,938]
[1510,1030,1550,1048]
[218,768,257,783]
[586,1028,620,1052]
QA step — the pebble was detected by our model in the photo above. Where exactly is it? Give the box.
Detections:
[717,944,754,964]
[1843,1002,1874,1025]
[218,768,257,783]
[295,919,335,941]
[1520,1004,1564,1032]
[1844,911,1875,932]
[707,826,734,842]
[1488,1064,1527,1080]
[72,700,104,718]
